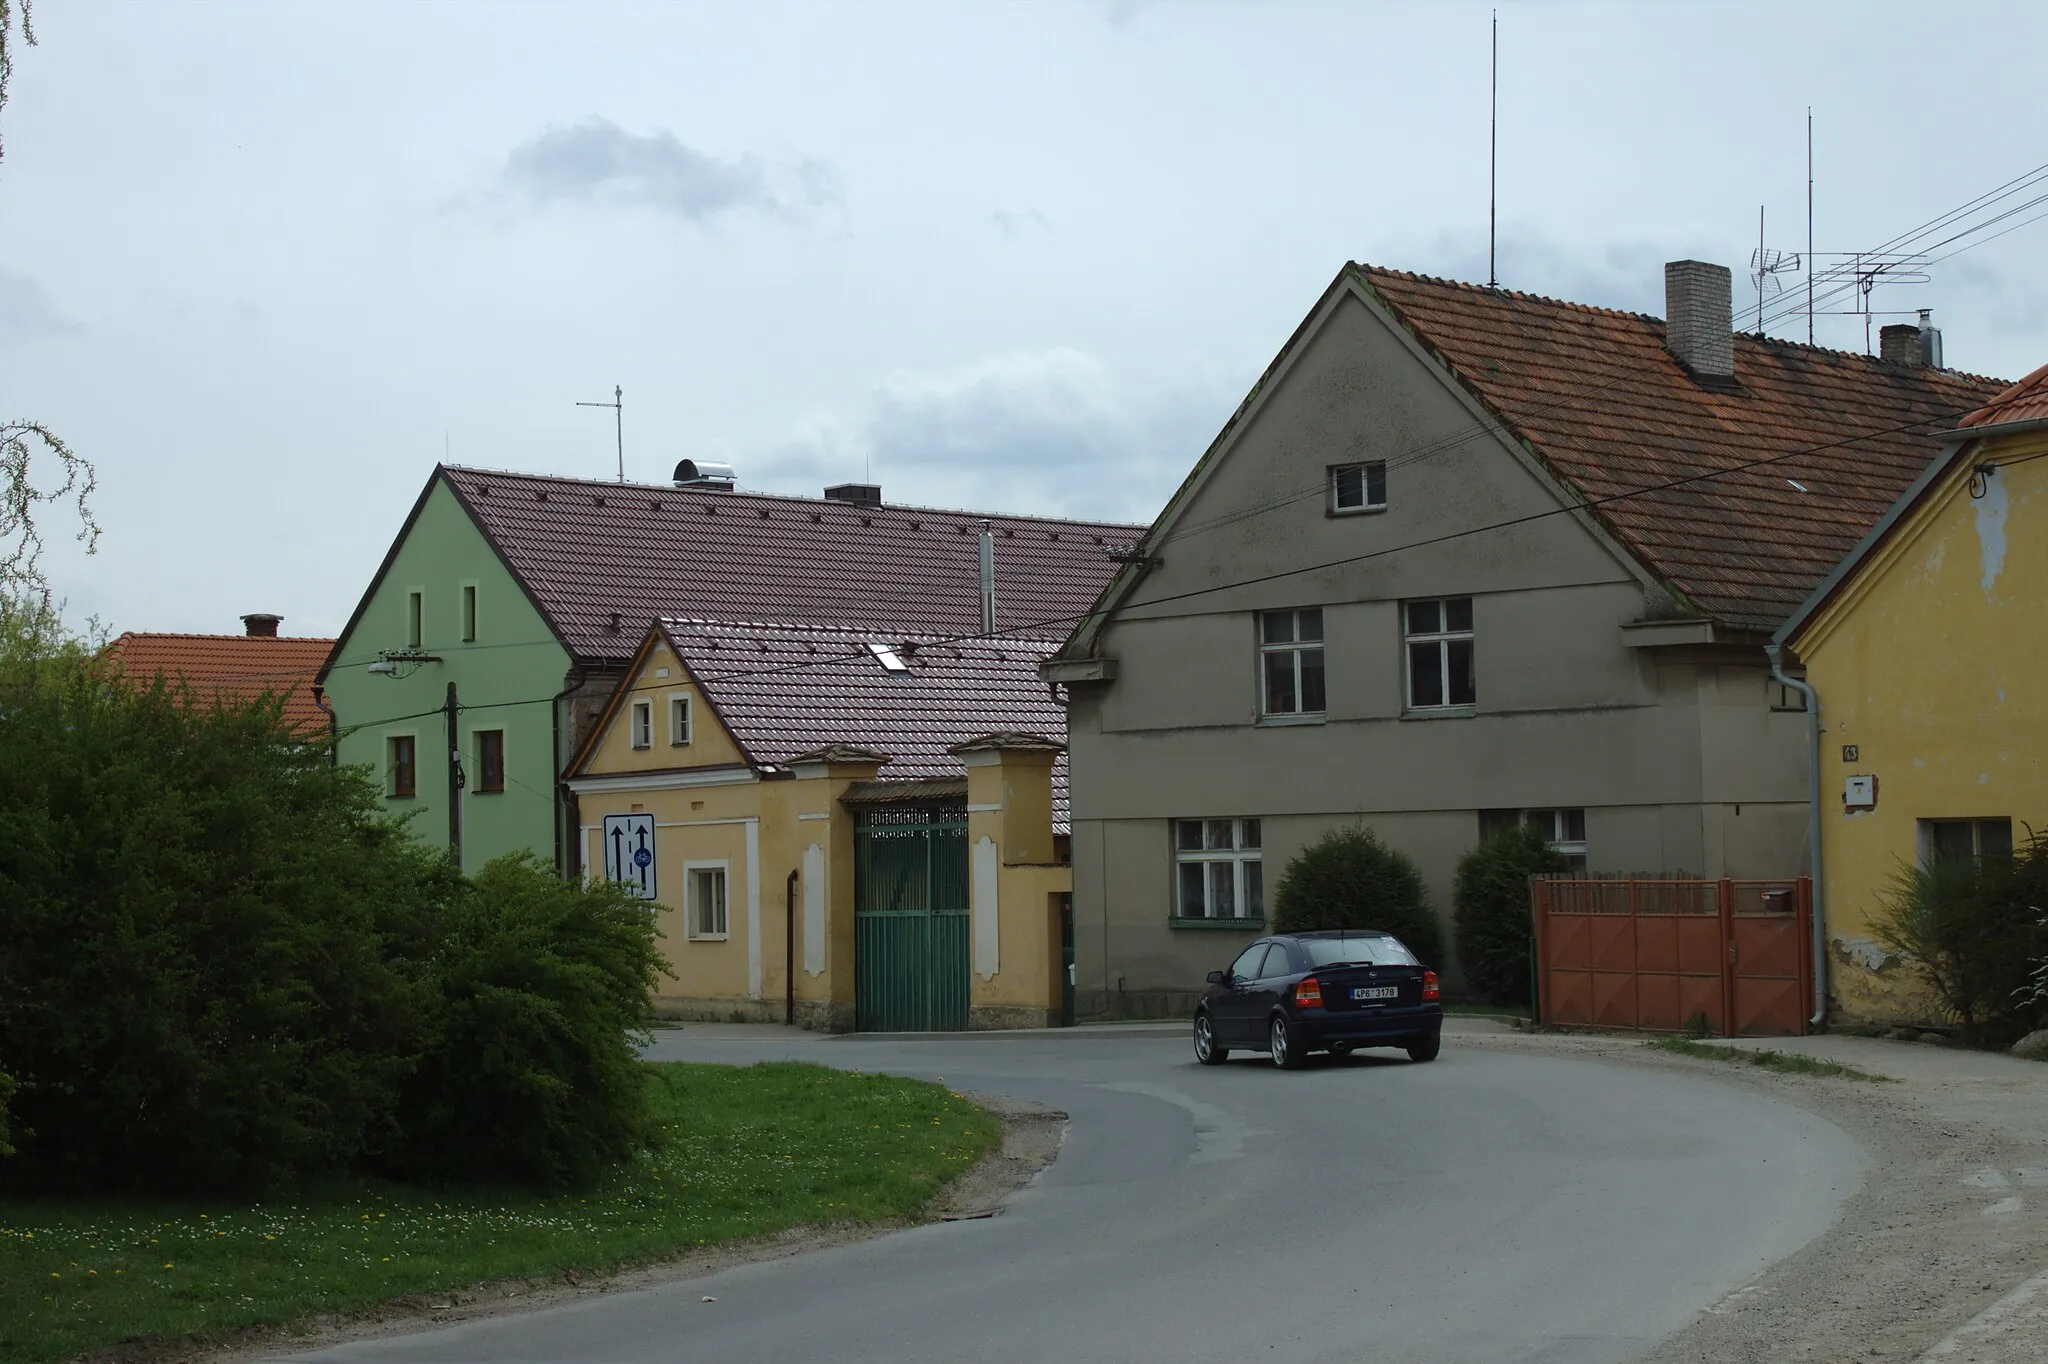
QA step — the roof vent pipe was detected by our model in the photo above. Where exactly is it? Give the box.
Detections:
[1664,260,1735,381]
[1919,309,1944,370]
[672,459,737,489]
[978,520,996,637]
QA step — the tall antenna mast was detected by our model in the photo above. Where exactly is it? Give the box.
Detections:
[576,385,624,482]
[1806,108,1815,345]
[1488,9,1498,289]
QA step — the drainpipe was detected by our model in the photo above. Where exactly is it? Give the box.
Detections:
[1766,643,1827,1029]
[786,869,799,1027]
[551,668,586,878]
[313,684,339,767]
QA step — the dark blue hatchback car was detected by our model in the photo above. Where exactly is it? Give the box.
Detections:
[1193,930,1443,1069]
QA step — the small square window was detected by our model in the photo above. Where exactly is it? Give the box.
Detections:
[1331,461,1388,514]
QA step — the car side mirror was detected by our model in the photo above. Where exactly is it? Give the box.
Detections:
[1206,970,1225,985]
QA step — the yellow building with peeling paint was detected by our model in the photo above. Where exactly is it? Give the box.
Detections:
[1779,366,2048,1024]
[566,618,1074,1031]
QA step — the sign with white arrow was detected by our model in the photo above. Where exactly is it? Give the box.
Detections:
[601,813,657,900]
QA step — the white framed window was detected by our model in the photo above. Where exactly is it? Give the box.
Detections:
[1174,819,1264,922]
[1921,818,2013,862]
[1330,461,1388,514]
[1259,609,1325,718]
[1480,807,1587,872]
[686,863,730,939]
[668,693,692,746]
[1404,597,1474,710]
[629,699,653,750]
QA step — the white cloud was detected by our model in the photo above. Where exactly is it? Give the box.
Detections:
[499,117,842,223]
[753,348,1221,523]
[0,271,77,349]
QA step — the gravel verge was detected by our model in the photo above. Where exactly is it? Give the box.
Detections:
[1458,1029,2048,1364]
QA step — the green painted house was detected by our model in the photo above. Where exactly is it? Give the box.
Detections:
[317,465,1139,874]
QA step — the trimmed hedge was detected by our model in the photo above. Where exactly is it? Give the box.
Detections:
[1452,824,1571,1007]
[1271,825,1442,967]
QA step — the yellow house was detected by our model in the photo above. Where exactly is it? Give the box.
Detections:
[1776,364,2048,1024]
[566,618,1074,1031]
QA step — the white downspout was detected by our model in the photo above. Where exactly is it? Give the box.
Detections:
[1766,643,1827,1029]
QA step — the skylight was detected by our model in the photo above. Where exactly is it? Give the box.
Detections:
[866,642,910,673]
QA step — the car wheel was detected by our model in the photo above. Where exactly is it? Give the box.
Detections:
[1406,1033,1441,1063]
[1270,1015,1305,1070]
[1194,1012,1229,1065]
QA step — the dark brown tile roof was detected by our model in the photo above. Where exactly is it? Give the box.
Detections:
[1356,266,2009,629]
[105,633,335,733]
[655,618,1072,825]
[1961,360,2048,428]
[442,467,1143,666]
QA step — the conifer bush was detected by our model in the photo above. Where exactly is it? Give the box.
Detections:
[1452,823,1572,1007]
[1271,825,1442,967]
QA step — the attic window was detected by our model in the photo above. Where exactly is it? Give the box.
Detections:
[866,642,910,673]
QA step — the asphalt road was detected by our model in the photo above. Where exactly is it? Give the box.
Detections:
[280,1024,1862,1364]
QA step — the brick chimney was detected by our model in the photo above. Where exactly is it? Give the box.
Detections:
[240,613,282,638]
[1664,260,1735,382]
[1880,324,1925,367]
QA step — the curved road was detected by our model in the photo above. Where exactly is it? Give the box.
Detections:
[281,1025,1861,1364]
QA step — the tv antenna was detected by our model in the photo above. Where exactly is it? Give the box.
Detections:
[576,385,624,482]
[1749,205,1801,335]
[1488,8,1499,289]
[1801,253,1931,354]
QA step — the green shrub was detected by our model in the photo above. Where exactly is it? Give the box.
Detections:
[1872,843,2045,1044]
[1451,823,1571,1006]
[1271,825,1442,967]
[379,854,668,1190]
[0,622,446,1194]
[0,1069,15,1158]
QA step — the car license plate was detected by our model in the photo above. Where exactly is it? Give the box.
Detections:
[1352,986,1399,1001]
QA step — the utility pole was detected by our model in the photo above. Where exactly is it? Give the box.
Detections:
[445,681,463,867]
[577,385,624,482]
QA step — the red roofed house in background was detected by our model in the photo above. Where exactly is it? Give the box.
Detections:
[1045,259,2006,1020]
[107,614,335,735]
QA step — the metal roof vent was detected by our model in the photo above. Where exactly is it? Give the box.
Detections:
[673,459,736,490]
[824,483,882,506]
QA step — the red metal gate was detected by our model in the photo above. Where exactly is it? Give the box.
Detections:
[1531,877,1814,1037]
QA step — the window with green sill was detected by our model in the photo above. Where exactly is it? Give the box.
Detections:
[1173,818,1264,924]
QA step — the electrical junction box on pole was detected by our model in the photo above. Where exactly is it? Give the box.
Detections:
[602,813,657,899]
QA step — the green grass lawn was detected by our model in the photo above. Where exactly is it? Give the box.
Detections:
[0,1062,1001,1364]
[1648,1035,1896,1082]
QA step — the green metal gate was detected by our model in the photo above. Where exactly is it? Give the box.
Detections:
[853,805,971,1032]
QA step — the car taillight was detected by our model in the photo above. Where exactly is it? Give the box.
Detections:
[1294,976,1324,1008]
[1422,970,1441,1002]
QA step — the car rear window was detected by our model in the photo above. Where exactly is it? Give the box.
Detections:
[1299,935,1419,968]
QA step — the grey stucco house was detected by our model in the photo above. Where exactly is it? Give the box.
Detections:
[1044,260,2003,1013]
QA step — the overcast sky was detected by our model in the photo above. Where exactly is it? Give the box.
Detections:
[4,0,2044,637]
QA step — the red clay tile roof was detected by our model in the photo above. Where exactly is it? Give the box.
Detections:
[654,618,1072,825]
[1960,360,2048,428]
[1356,266,2008,629]
[106,633,334,733]
[441,467,1143,666]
